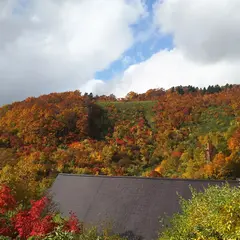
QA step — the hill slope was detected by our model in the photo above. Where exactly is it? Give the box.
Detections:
[0,85,239,201]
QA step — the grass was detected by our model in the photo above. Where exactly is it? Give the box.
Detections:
[96,101,157,130]
[96,100,156,109]
[196,106,235,134]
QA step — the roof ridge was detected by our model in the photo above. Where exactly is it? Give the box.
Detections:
[58,173,240,183]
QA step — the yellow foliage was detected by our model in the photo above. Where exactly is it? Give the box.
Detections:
[0,155,46,202]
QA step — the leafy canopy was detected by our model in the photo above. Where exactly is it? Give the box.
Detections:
[159,184,240,240]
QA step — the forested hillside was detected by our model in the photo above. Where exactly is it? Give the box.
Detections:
[0,84,239,202]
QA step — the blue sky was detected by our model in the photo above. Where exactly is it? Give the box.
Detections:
[94,0,173,81]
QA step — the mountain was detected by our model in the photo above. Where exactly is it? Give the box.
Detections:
[0,84,239,201]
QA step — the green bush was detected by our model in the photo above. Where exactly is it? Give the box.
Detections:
[0,237,11,240]
[159,184,240,240]
[42,226,77,240]
[43,226,126,240]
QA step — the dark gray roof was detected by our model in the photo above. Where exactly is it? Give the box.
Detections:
[49,174,240,240]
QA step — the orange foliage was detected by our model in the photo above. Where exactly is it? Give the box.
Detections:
[0,84,239,204]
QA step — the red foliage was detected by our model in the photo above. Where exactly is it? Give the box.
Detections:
[14,211,55,238]
[171,151,183,158]
[93,167,101,174]
[116,138,125,145]
[0,185,82,239]
[147,170,162,178]
[64,212,82,233]
[0,219,15,237]
[13,197,55,238]
[0,185,16,214]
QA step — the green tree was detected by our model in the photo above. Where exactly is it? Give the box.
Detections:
[159,184,240,240]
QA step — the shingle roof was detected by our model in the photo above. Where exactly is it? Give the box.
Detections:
[49,174,240,240]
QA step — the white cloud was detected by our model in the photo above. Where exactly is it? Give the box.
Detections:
[80,79,106,96]
[153,0,240,63]
[2,0,240,103]
[0,0,146,105]
[109,49,240,97]
[90,0,240,98]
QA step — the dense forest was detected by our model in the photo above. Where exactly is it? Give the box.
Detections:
[0,84,239,239]
[0,84,239,202]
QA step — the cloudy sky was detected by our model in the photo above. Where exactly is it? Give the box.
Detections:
[0,0,240,105]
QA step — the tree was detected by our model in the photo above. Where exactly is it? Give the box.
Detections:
[125,91,138,100]
[159,184,240,240]
[176,86,184,95]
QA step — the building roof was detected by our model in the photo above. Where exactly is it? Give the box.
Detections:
[49,174,240,240]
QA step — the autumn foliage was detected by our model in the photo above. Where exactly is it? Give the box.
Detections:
[0,84,239,204]
[0,184,82,239]
[159,184,240,239]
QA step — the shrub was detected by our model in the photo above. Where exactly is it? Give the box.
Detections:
[44,226,126,240]
[159,184,240,240]
[0,184,82,239]
[0,184,125,240]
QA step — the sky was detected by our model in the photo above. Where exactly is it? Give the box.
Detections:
[0,0,240,105]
